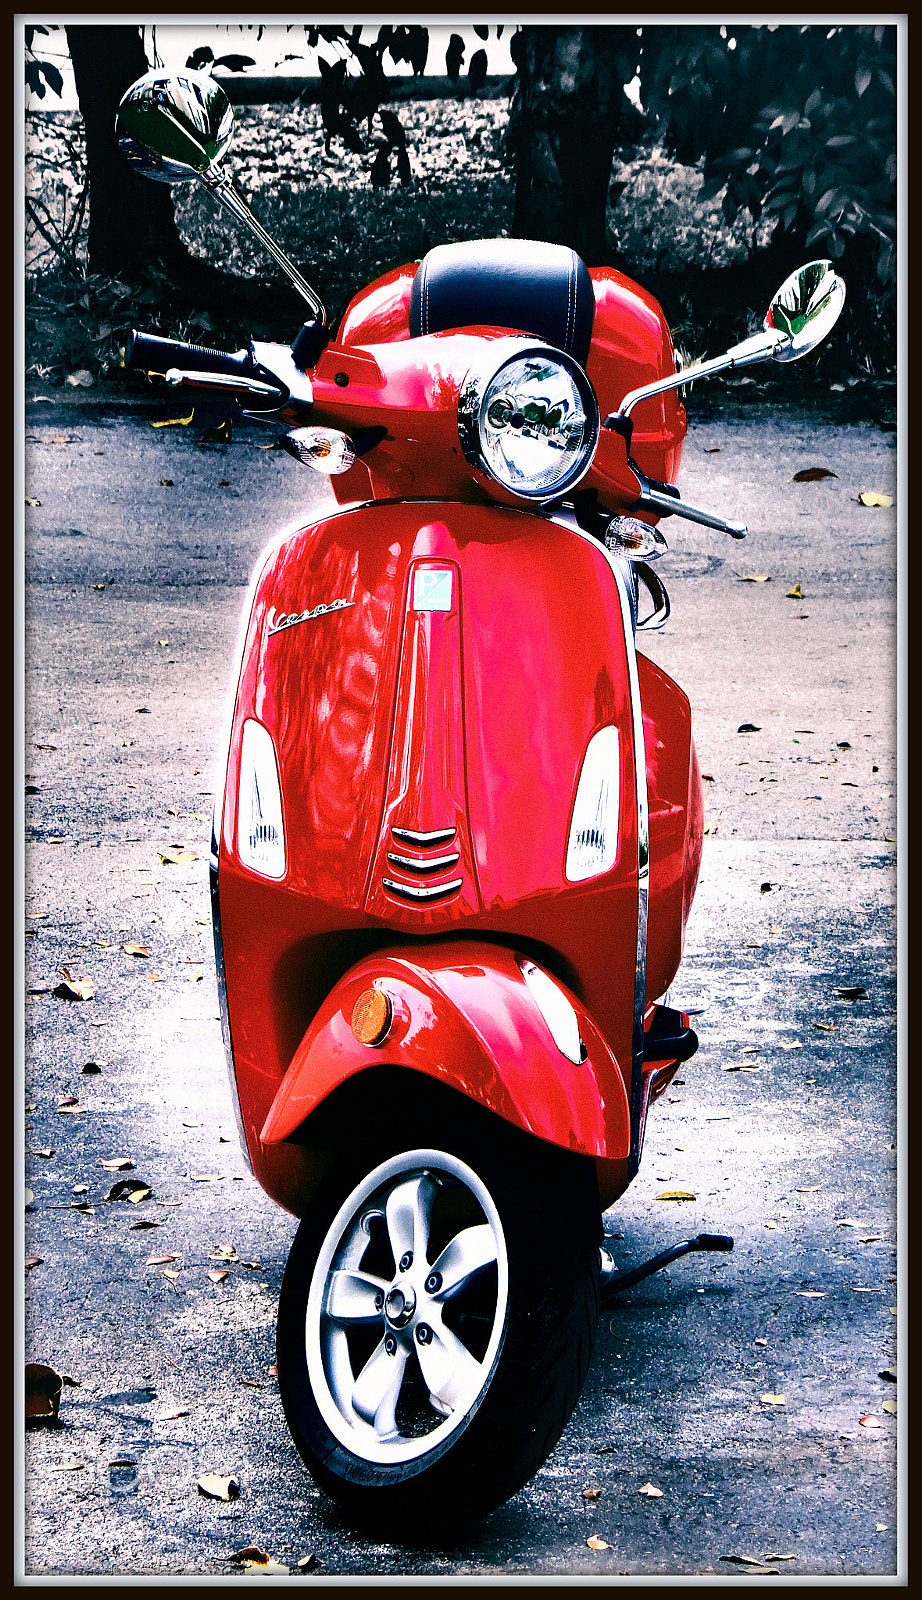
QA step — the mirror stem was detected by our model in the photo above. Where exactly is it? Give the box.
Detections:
[203,169,327,324]
[611,328,787,422]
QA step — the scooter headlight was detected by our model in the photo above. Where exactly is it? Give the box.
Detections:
[458,344,600,502]
[237,719,286,878]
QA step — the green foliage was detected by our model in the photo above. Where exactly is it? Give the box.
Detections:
[641,23,897,284]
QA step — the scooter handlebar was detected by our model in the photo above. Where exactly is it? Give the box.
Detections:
[124,328,258,382]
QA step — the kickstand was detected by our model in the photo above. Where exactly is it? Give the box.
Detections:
[600,1232,734,1301]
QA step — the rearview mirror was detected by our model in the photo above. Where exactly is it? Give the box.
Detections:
[115,68,235,183]
[765,260,846,362]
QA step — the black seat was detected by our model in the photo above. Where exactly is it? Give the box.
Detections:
[409,238,595,368]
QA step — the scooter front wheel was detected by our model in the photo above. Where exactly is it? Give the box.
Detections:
[276,1112,600,1534]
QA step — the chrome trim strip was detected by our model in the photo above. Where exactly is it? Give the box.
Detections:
[391,826,457,847]
[565,515,649,1176]
[383,876,464,902]
[387,850,461,873]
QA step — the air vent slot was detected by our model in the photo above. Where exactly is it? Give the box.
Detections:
[382,876,464,903]
[387,850,461,874]
[391,826,457,848]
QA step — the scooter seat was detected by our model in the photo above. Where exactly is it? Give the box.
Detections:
[409,238,595,367]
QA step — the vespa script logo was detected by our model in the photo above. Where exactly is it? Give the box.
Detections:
[267,598,355,636]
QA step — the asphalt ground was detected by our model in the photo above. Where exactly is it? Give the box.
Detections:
[19,387,904,1580]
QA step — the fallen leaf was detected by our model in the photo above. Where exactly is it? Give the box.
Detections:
[191,1174,224,1183]
[163,1269,180,1281]
[25,1363,63,1419]
[586,1536,610,1550]
[147,1254,179,1266]
[720,1555,780,1573]
[813,1021,836,1032]
[197,418,233,445]
[878,1367,897,1382]
[791,466,837,481]
[796,1291,826,1298]
[786,584,802,598]
[761,1393,785,1405]
[52,976,95,1002]
[655,1189,695,1202]
[239,1378,263,1389]
[207,1270,229,1284]
[882,1400,896,1415]
[121,942,149,958]
[160,479,174,487]
[34,1149,55,1159]
[877,1524,889,1532]
[836,1218,869,1229]
[66,369,95,388]
[859,1414,882,1428]
[852,1287,881,1294]
[297,1555,318,1572]
[763,1552,797,1562]
[101,1158,134,1171]
[26,1257,43,1271]
[81,1061,103,1075]
[736,573,771,583]
[834,986,868,1000]
[639,1481,663,1497]
[228,1546,289,1573]
[197,1473,239,1501]
[737,723,761,733]
[858,490,893,507]
[25,496,42,507]
[48,1459,85,1472]
[151,410,194,428]
[71,1203,96,1216]
[106,1179,152,1203]
[55,1102,88,1115]
[129,1219,160,1231]
[795,1184,821,1192]
[159,1407,190,1420]
[158,847,198,865]
[582,1486,603,1501]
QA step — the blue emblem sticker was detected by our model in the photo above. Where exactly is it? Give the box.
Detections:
[413,568,454,612]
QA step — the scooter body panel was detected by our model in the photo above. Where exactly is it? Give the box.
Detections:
[214,499,700,1212]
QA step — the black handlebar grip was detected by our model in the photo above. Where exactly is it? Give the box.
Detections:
[124,329,256,380]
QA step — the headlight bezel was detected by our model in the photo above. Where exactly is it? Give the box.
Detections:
[457,340,600,504]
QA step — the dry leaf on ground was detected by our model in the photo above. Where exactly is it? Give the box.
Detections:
[791,466,838,481]
[586,1536,610,1550]
[198,1473,240,1501]
[639,1481,664,1497]
[25,1363,64,1419]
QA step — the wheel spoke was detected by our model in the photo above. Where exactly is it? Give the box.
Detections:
[384,1171,437,1269]
[430,1223,498,1298]
[415,1319,485,1415]
[351,1337,409,1438]
[324,1269,388,1324]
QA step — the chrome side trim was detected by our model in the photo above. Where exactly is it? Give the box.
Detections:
[565,516,649,1176]
[391,826,457,848]
[383,876,464,902]
[387,850,461,873]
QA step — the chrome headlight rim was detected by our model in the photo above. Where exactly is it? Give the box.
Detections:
[457,340,600,504]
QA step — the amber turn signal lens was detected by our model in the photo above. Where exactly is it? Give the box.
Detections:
[351,988,393,1047]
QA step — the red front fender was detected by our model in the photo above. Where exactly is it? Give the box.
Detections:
[260,940,630,1162]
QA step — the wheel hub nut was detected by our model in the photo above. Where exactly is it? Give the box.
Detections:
[384,1283,416,1329]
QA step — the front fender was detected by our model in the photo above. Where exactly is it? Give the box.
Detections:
[260,940,630,1162]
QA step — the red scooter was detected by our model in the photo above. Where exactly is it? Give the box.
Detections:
[115,70,845,1533]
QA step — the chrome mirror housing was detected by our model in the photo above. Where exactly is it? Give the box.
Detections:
[765,260,847,362]
[115,70,327,324]
[115,69,235,183]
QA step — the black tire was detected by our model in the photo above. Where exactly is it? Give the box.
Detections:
[276,1107,601,1537]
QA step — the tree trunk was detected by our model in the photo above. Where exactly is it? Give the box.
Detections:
[66,24,190,279]
[507,27,642,267]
